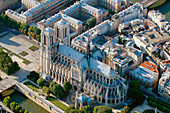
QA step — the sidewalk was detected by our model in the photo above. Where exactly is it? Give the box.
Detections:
[0,101,14,113]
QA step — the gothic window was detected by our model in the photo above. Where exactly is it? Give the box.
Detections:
[63,28,65,38]
[44,35,46,45]
[102,99,105,103]
[57,28,59,38]
[90,70,92,73]
[65,28,67,37]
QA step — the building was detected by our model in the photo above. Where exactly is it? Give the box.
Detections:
[97,0,130,13]
[133,28,170,57]
[0,0,18,13]
[71,20,116,54]
[40,23,128,107]
[129,61,159,91]
[148,10,167,28]
[118,18,147,33]
[5,0,67,23]
[112,3,147,29]
[74,92,94,109]
[160,60,170,74]
[163,41,170,60]
[158,69,170,103]
[21,0,40,9]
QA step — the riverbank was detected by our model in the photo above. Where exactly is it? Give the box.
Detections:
[149,0,166,9]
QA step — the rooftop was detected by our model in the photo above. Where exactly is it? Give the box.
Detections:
[58,43,85,61]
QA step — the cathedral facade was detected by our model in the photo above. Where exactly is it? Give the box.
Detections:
[40,19,128,107]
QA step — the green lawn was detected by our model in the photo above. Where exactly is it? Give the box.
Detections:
[46,96,68,111]
[29,45,38,51]
[19,51,28,56]
[2,88,15,97]
[24,81,39,92]
[1,47,11,54]
[149,0,167,9]
[9,52,31,65]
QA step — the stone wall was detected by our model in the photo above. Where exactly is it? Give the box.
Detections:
[15,83,64,113]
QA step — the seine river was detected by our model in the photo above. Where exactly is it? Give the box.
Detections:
[10,91,49,113]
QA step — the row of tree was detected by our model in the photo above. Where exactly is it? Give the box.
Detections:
[33,75,72,99]
[65,105,112,113]
[127,80,145,110]
[48,81,72,99]
[0,14,41,42]
[3,96,32,113]
[27,71,40,83]
[0,49,20,75]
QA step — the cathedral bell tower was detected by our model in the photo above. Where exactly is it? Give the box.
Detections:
[40,27,56,75]
[54,19,70,46]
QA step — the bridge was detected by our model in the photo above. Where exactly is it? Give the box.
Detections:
[141,0,159,7]
[0,79,17,93]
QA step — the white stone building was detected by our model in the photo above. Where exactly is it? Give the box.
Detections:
[158,69,170,103]
[148,10,167,28]
[112,3,147,29]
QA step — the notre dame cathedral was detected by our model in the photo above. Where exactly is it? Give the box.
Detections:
[40,19,128,107]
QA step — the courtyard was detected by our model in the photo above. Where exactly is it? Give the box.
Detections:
[0,32,40,72]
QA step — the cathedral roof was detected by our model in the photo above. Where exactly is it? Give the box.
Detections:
[58,43,85,61]
[57,19,67,25]
[45,27,53,32]
[89,58,117,78]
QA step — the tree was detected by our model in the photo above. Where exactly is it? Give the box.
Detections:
[24,110,29,113]
[3,96,12,107]
[14,61,20,71]
[42,86,50,95]
[19,109,25,113]
[82,105,91,113]
[10,102,17,111]
[63,81,72,92]
[65,104,75,113]
[121,106,130,113]
[34,28,41,35]
[35,35,41,42]
[127,80,145,105]
[52,84,63,96]
[28,26,34,32]
[28,71,39,83]
[86,17,96,28]
[49,81,57,92]
[37,78,45,87]
[15,105,22,113]
[93,106,112,113]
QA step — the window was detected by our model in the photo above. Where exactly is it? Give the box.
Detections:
[65,28,67,37]
[44,35,46,45]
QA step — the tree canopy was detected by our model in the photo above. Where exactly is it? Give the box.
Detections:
[63,81,72,92]
[0,48,20,75]
[42,86,50,95]
[0,14,41,42]
[93,106,112,113]
[49,81,63,98]
[3,96,12,107]
[128,80,145,105]
[37,78,45,87]
[27,71,39,83]
[86,17,96,28]
[121,106,130,113]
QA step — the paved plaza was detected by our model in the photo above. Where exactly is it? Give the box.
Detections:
[0,32,40,72]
